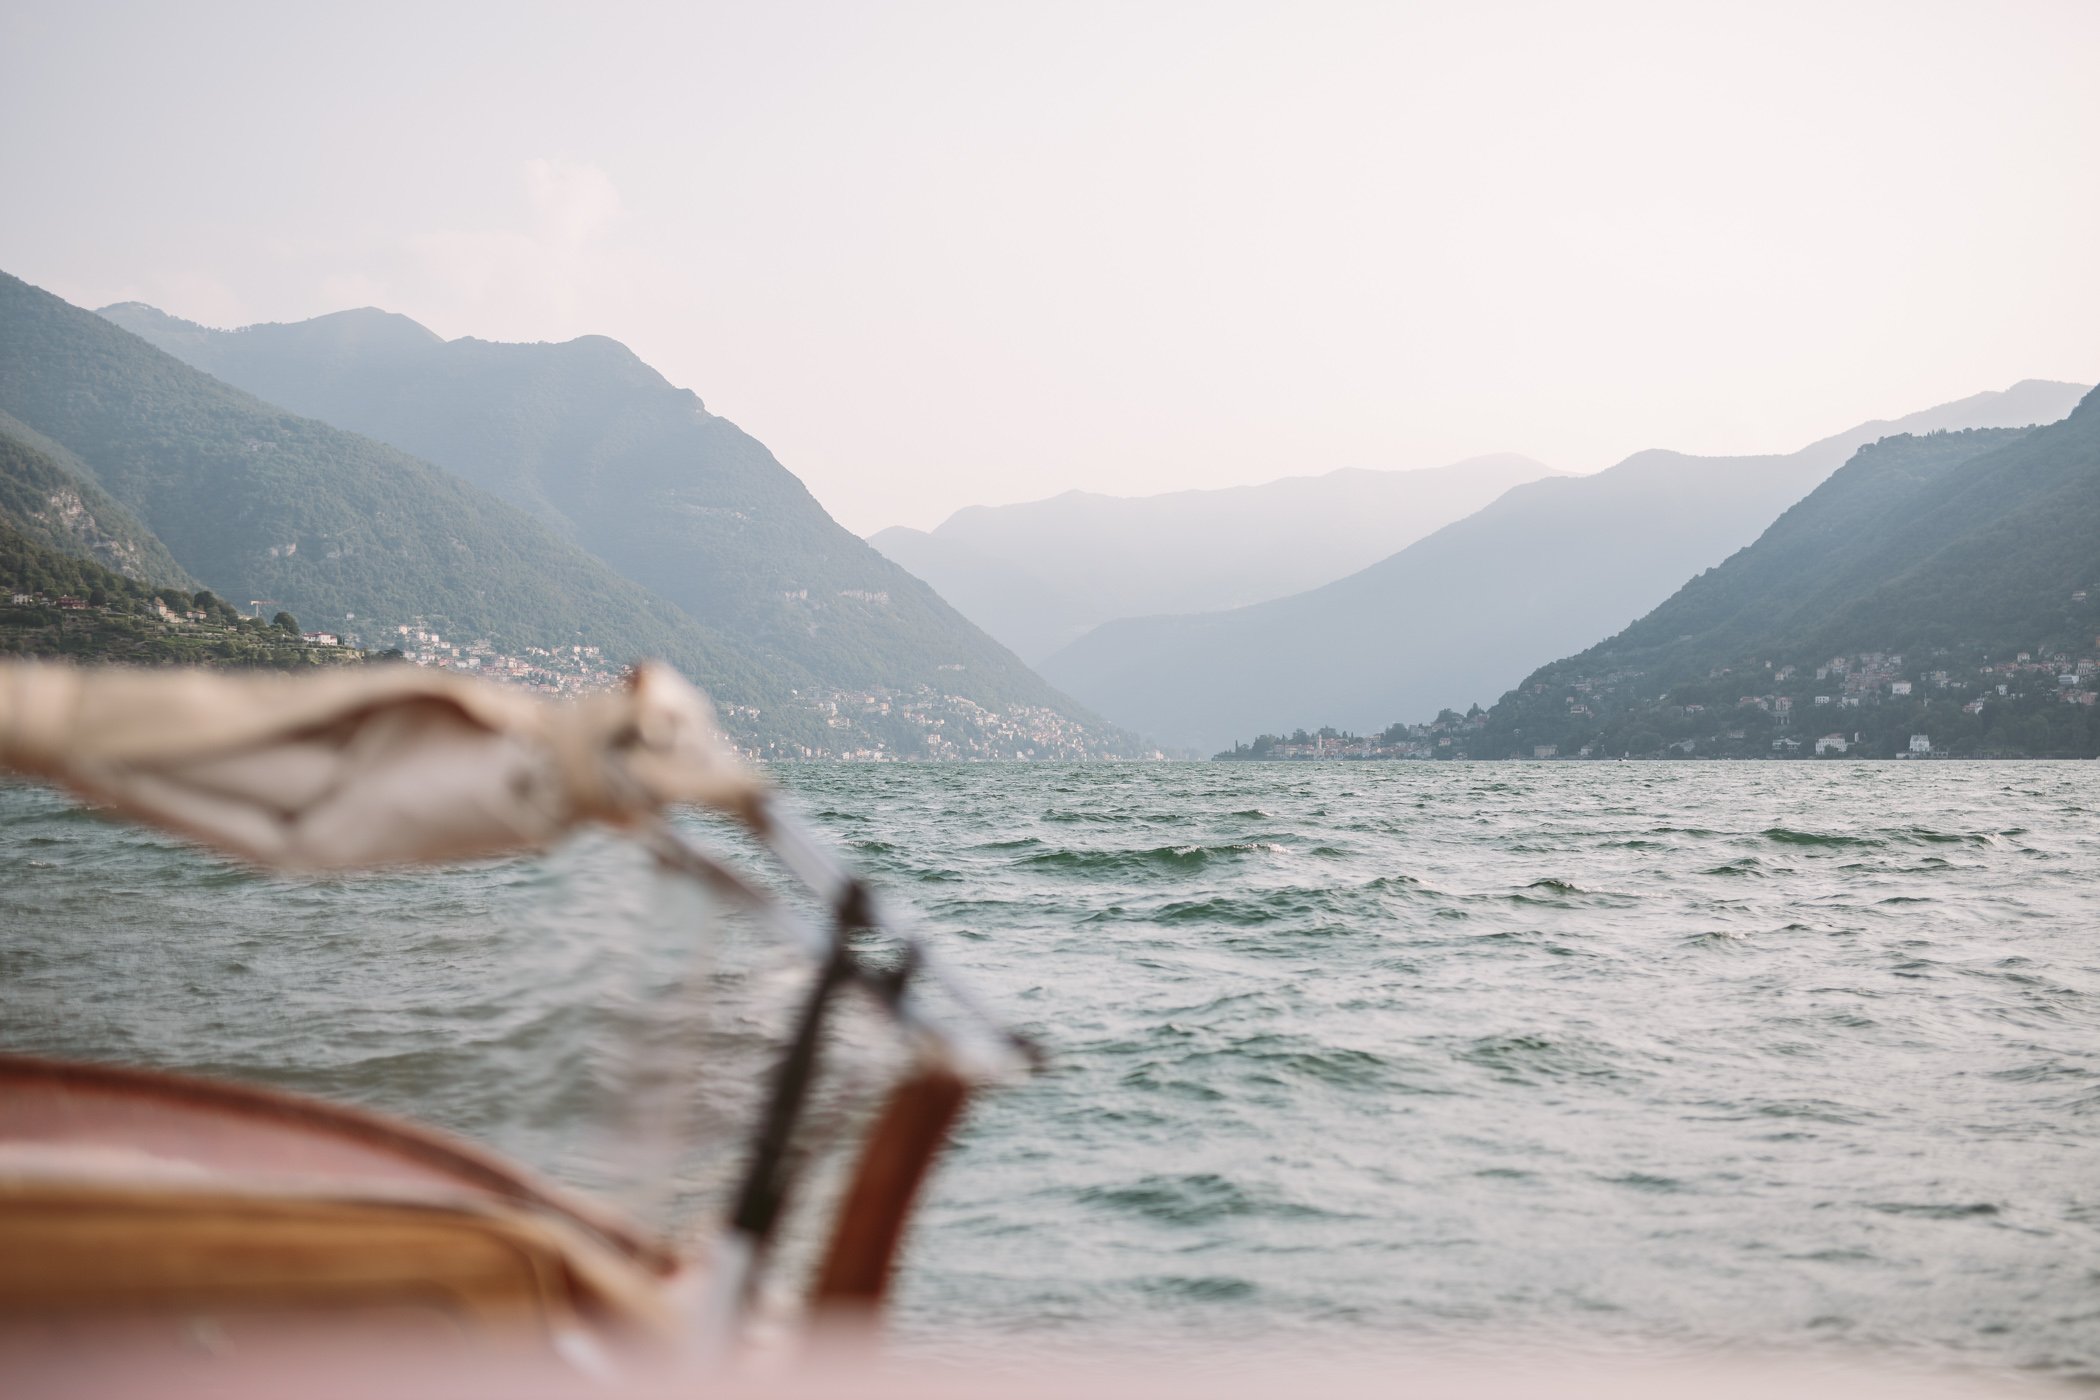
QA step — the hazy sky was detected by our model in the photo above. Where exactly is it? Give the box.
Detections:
[3,1,2096,533]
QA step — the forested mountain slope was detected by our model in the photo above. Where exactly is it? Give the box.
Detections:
[0,412,197,591]
[1473,389,2100,758]
[870,453,1559,663]
[1040,381,2089,753]
[98,300,1095,724]
[0,272,794,718]
[0,441,360,671]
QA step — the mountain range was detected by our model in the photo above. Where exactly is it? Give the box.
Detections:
[1471,384,2100,759]
[96,301,1098,731]
[868,453,1559,664]
[1036,380,2091,754]
[0,273,766,688]
[1,274,1131,756]
[9,269,2088,763]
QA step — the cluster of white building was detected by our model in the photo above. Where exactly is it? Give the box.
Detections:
[388,623,620,696]
[758,685,1128,761]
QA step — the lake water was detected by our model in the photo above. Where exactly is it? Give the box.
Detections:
[3,763,2097,1385]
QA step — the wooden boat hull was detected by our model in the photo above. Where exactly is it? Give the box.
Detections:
[0,1053,686,1359]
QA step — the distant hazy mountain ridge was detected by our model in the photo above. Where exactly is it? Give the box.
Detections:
[1038,380,2091,754]
[97,300,1119,750]
[871,453,1559,663]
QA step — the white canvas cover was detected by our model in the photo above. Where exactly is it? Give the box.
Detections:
[0,660,761,870]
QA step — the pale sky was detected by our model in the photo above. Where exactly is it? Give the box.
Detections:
[3,0,2095,533]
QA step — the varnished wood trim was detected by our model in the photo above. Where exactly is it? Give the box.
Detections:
[0,1053,676,1274]
[810,1066,969,1310]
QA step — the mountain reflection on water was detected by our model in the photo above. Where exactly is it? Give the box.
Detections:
[3,763,2096,1384]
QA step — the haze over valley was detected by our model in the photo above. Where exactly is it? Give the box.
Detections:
[8,269,2092,762]
[869,453,1559,663]
[1029,380,2092,753]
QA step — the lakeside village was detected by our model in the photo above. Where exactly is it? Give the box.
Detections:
[0,591,1126,761]
[372,621,1127,762]
[376,622,1125,760]
[1218,643,2100,762]
[741,689,1126,762]
[379,620,624,694]
[1217,707,1491,762]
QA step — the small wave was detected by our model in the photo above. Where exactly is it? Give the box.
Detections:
[1985,1060,2094,1084]
[184,866,263,889]
[1762,827,1879,847]
[1148,896,1274,927]
[1891,826,1988,845]
[1452,1033,1620,1084]
[1867,1201,2001,1220]
[1135,1274,1258,1301]
[1115,1066,1228,1102]
[1749,1098,1865,1124]
[1188,1036,1399,1090]
[1788,1247,1884,1265]
[1071,1172,1332,1226]
[1501,877,1632,908]
[39,804,119,826]
[1018,843,1279,876]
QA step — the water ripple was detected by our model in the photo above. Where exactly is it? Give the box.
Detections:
[4,762,2100,1384]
